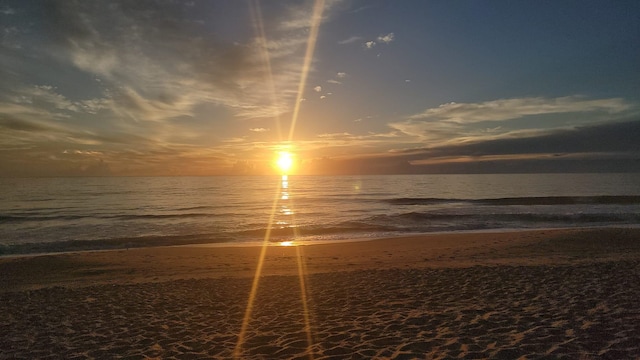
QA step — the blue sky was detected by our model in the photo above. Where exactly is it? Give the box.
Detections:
[1,0,638,176]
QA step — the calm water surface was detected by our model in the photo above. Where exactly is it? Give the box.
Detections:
[1,174,639,254]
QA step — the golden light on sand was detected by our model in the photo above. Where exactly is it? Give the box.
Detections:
[275,151,294,174]
[279,241,295,246]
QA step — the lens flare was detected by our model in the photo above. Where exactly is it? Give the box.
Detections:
[236,1,325,358]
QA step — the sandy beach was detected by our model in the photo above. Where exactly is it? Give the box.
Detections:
[2,228,640,359]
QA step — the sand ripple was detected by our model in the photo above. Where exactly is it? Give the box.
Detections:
[2,261,640,359]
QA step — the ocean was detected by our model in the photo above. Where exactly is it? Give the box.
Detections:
[1,173,640,255]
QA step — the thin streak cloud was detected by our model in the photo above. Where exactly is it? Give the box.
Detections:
[338,36,362,44]
[408,97,631,124]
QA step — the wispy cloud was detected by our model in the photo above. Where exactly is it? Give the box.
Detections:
[346,5,376,14]
[0,6,16,15]
[338,36,362,45]
[314,120,640,175]
[402,120,640,159]
[408,96,631,123]
[38,0,346,125]
[0,84,109,137]
[364,41,376,49]
[390,96,636,148]
[0,0,350,175]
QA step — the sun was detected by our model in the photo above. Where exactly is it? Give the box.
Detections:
[275,151,294,174]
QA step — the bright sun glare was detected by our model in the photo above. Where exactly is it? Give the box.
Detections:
[276,151,294,173]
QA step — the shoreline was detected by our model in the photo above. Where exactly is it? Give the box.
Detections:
[2,224,638,259]
[0,225,619,260]
[2,227,640,292]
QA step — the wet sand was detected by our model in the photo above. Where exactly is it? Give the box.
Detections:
[1,228,640,359]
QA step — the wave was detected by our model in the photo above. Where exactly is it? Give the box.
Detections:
[112,213,213,220]
[174,205,216,211]
[3,210,639,255]
[0,214,91,222]
[370,210,640,222]
[232,209,640,241]
[384,195,640,206]
[236,221,397,238]
[0,212,216,223]
[0,233,234,256]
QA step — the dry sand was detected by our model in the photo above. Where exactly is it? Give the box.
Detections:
[1,228,640,359]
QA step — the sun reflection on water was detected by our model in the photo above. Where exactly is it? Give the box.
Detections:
[235,162,315,358]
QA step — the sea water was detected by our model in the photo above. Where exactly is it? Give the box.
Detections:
[1,173,639,254]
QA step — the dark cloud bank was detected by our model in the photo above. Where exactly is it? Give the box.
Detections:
[304,120,640,175]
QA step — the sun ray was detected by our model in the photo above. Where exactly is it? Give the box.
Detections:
[288,0,326,141]
[248,0,283,139]
[233,189,280,359]
[236,1,325,358]
[295,245,315,358]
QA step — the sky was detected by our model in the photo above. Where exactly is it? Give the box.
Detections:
[1,0,639,176]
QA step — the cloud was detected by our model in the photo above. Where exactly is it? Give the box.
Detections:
[402,120,640,160]
[37,0,342,124]
[408,96,631,124]
[320,95,326,99]
[3,1,360,176]
[0,115,58,133]
[3,85,80,113]
[377,33,394,43]
[0,85,111,136]
[318,132,353,139]
[326,72,347,85]
[364,33,394,49]
[63,149,104,156]
[314,85,322,92]
[338,36,362,45]
[311,120,640,175]
[346,5,376,14]
[0,6,16,15]
[276,0,340,31]
[388,96,637,151]
[388,119,464,143]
